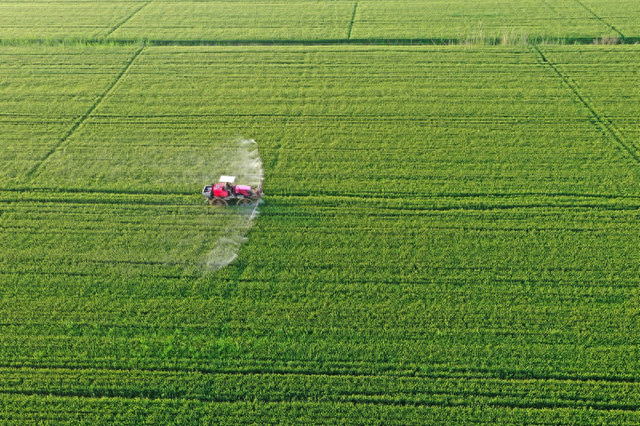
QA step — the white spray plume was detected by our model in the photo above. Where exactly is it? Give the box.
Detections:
[202,138,264,271]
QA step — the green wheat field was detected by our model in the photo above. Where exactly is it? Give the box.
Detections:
[0,0,638,424]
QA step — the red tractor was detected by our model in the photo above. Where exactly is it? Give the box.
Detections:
[202,175,262,206]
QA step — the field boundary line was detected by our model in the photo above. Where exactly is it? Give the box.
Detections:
[2,37,639,47]
[24,45,145,182]
[532,45,639,165]
[104,1,153,39]
[347,1,359,40]
[0,187,192,197]
[571,0,625,39]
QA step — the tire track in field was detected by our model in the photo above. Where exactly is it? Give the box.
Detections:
[347,1,359,40]
[2,187,639,210]
[1,362,637,386]
[2,196,636,212]
[0,364,638,411]
[532,45,639,165]
[0,388,636,413]
[104,1,154,39]
[0,187,192,197]
[23,46,145,182]
[571,0,625,39]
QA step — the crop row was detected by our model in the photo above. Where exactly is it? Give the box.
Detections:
[2,393,639,425]
[0,202,246,271]
[0,367,638,410]
[0,325,637,385]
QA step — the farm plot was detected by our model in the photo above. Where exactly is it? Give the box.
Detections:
[0,192,240,276]
[0,46,262,276]
[0,202,638,424]
[580,0,640,38]
[58,45,635,197]
[0,44,639,423]
[0,367,639,424]
[109,1,356,42]
[539,45,640,162]
[1,0,634,45]
[0,45,139,183]
[351,0,617,42]
[0,1,146,41]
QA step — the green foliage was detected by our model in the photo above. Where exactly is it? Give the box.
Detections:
[112,1,356,42]
[0,1,146,41]
[0,4,639,424]
[1,0,638,45]
[352,0,617,42]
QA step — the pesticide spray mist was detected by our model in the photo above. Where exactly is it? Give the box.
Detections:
[203,138,263,271]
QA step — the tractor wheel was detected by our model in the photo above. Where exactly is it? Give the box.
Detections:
[210,198,228,206]
[236,198,253,206]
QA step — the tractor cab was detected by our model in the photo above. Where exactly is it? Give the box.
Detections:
[203,175,235,198]
[213,183,228,197]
